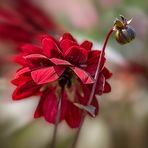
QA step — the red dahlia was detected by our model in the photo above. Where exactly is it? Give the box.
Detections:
[11,33,112,128]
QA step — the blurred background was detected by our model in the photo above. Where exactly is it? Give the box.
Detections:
[0,0,148,148]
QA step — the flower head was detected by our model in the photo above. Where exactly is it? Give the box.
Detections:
[11,33,112,128]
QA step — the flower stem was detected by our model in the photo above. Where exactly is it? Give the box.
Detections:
[71,29,113,148]
[88,28,113,105]
[71,114,85,148]
[50,94,62,148]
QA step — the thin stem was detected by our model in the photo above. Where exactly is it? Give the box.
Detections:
[50,95,62,148]
[71,29,113,148]
[71,114,85,148]
[88,29,113,105]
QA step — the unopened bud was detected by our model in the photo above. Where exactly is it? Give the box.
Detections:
[114,15,136,44]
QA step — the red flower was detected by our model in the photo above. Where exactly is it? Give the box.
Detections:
[11,33,112,128]
[0,0,57,43]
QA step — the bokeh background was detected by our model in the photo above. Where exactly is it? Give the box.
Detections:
[0,0,148,148]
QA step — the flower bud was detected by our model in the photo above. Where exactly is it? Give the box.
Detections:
[115,26,136,44]
[114,15,136,44]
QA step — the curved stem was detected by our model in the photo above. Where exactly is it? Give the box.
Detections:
[50,94,62,148]
[71,29,113,148]
[88,29,113,105]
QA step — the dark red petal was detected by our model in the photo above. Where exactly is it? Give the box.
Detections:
[65,101,82,128]
[104,81,111,93]
[80,40,93,50]
[34,96,44,118]
[12,80,41,100]
[11,75,31,86]
[38,34,58,45]
[23,54,48,60]
[95,74,106,95]
[60,33,77,42]
[65,46,88,64]
[34,87,52,118]
[42,37,62,58]
[102,67,112,79]
[20,44,43,55]
[15,56,31,67]
[31,66,65,84]
[87,50,101,59]
[85,55,106,76]
[42,88,67,123]
[49,58,72,66]
[60,39,77,53]
[15,67,30,78]
[70,67,94,84]
[23,54,53,68]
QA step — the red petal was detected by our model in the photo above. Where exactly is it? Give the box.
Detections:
[42,37,62,58]
[42,87,67,123]
[23,54,53,68]
[12,80,41,100]
[23,54,48,60]
[34,96,44,118]
[11,75,31,86]
[20,44,43,55]
[60,86,83,128]
[23,54,49,64]
[104,82,111,93]
[49,58,72,66]
[70,67,94,84]
[15,67,30,78]
[43,89,58,123]
[85,55,106,76]
[65,101,82,128]
[60,39,77,53]
[65,46,88,64]
[87,50,101,59]
[95,74,106,95]
[31,66,65,84]
[34,87,52,118]
[38,34,58,45]
[15,56,32,67]
[80,40,93,50]
[60,33,77,42]
[102,67,112,79]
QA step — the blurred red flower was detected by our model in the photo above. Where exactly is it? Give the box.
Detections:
[0,0,57,44]
[11,33,112,128]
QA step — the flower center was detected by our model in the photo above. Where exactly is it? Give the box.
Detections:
[58,69,73,89]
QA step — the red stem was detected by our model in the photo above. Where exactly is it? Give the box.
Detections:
[88,29,113,105]
[71,115,85,148]
[50,93,62,148]
[71,28,113,148]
